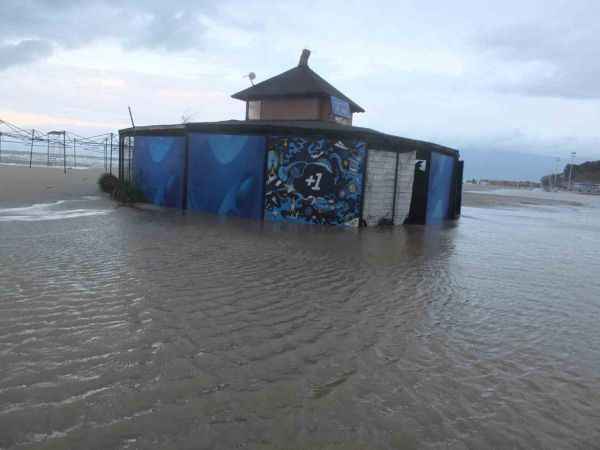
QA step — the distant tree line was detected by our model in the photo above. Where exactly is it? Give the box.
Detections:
[541,160,600,189]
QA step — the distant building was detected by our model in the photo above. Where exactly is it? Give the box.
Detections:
[573,182,600,193]
[118,50,463,226]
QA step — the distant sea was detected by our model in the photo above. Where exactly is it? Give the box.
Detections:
[460,148,561,182]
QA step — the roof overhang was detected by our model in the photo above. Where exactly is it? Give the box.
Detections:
[119,120,459,158]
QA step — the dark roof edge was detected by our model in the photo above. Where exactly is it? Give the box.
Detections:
[119,120,459,157]
[231,66,365,113]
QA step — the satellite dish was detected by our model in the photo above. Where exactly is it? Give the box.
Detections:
[244,72,256,86]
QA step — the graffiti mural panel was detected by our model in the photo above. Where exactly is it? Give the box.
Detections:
[264,136,366,226]
[133,135,185,208]
[187,134,266,219]
[426,151,455,223]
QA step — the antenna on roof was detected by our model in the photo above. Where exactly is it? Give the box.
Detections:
[298,49,311,67]
[128,106,136,128]
[244,72,256,86]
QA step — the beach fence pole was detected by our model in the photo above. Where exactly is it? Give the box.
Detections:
[63,131,66,174]
[73,137,77,168]
[29,129,35,168]
[109,132,113,175]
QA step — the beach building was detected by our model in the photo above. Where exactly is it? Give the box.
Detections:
[118,50,463,226]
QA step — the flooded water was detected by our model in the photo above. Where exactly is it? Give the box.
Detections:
[1,191,599,449]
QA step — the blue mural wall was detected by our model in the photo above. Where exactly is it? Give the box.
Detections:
[426,152,455,223]
[264,136,366,226]
[187,134,266,219]
[133,135,185,208]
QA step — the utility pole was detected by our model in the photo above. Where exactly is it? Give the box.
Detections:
[568,152,577,191]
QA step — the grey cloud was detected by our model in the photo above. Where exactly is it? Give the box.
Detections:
[0,0,218,69]
[477,20,600,99]
[123,8,208,51]
[0,39,53,70]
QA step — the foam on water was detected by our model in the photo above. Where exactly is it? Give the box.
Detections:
[0,199,110,222]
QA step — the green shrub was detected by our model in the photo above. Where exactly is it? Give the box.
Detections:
[111,180,147,204]
[98,173,147,204]
[98,173,119,193]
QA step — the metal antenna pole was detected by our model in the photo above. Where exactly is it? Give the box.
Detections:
[128,106,135,128]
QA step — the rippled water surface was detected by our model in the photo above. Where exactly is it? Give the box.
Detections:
[1,193,599,449]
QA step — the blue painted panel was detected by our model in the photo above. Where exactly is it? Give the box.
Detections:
[426,152,455,223]
[187,134,266,219]
[264,136,366,226]
[133,135,185,208]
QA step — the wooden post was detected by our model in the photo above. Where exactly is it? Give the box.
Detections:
[73,137,77,168]
[29,130,35,168]
[104,138,108,171]
[47,135,50,166]
[0,132,2,162]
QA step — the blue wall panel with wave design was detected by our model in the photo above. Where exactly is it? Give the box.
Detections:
[133,135,185,208]
[187,134,266,219]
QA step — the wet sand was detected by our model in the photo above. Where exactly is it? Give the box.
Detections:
[463,185,585,209]
[0,165,105,206]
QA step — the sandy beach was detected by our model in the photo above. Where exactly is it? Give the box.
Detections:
[0,164,105,206]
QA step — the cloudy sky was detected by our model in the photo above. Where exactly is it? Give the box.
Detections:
[1,0,599,161]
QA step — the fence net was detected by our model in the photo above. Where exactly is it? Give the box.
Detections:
[0,118,118,174]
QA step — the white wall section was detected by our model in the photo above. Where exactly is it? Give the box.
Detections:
[394,151,416,225]
[362,150,396,226]
[362,149,416,226]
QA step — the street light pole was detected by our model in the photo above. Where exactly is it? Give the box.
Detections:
[553,158,560,191]
[568,152,577,191]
